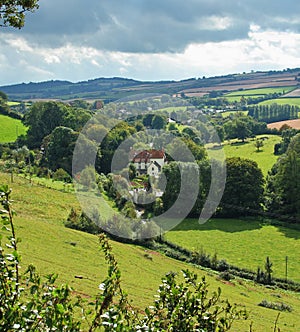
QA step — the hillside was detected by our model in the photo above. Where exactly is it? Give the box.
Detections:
[1,68,300,102]
[1,171,300,331]
[0,114,27,142]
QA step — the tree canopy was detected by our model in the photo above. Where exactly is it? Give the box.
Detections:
[266,133,300,221]
[218,157,265,217]
[0,0,39,28]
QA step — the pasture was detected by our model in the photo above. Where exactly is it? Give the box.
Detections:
[221,110,248,117]
[259,97,300,106]
[209,134,281,176]
[224,86,296,97]
[165,218,300,283]
[0,114,27,142]
[1,171,300,331]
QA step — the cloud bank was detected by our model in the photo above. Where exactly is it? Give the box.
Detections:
[1,0,300,85]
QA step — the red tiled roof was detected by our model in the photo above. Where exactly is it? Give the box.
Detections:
[132,149,165,162]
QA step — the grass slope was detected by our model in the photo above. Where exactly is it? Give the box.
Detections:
[165,218,300,282]
[259,98,300,106]
[225,86,296,97]
[0,114,27,143]
[221,134,281,176]
[1,172,300,331]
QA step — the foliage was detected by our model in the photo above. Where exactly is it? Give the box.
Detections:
[0,0,39,28]
[65,208,101,234]
[52,168,72,183]
[151,114,167,129]
[43,126,79,174]
[265,133,300,221]
[77,165,98,190]
[218,157,265,217]
[23,101,91,148]
[274,128,299,155]
[248,103,299,123]
[254,139,264,152]
[258,300,292,312]
[99,122,136,174]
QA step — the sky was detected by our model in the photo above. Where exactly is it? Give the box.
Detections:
[1,0,300,86]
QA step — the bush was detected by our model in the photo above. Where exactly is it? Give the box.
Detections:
[217,259,230,272]
[219,271,235,281]
[65,208,101,234]
[52,168,72,182]
[258,299,292,312]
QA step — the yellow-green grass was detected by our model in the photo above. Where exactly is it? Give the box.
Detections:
[224,96,264,103]
[221,110,248,117]
[221,135,281,176]
[7,101,21,106]
[225,86,296,97]
[1,172,300,331]
[165,218,300,283]
[0,114,27,143]
[259,98,300,106]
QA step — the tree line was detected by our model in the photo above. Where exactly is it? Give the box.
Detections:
[248,103,299,123]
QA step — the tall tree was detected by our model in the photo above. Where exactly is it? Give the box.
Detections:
[266,133,300,220]
[218,157,265,217]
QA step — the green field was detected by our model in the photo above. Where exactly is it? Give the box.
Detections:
[0,114,27,142]
[209,135,281,176]
[221,110,248,117]
[225,95,264,102]
[225,86,296,97]
[165,218,300,282]
[1,172,300,331]
[7,101,21,106]
[259,98,300,106]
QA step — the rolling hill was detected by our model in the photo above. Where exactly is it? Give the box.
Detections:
[1,68,300,102]
[1,171,300,331]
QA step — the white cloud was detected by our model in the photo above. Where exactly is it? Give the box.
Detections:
[197,16,233,31]
[1,25,300,85]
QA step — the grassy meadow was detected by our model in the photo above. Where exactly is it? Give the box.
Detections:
[1,171,300,330]
[165,218,300,282]
[209,134,281,176]
[224,86,296,97]
[0,114,27,142]
[259,98,300,106]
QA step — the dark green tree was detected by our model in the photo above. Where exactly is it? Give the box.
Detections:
[151,114,167,129]
[44,126,79,174]
[23,101,91,148]
[218,157,265,217]
[266,133,300,220]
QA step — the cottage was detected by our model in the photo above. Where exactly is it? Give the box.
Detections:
[131,149,166,177]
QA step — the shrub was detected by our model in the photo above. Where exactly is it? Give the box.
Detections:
[258,299,292,312]
[219,271,235,281]
[52,167,72,182]
[65,208,101,234]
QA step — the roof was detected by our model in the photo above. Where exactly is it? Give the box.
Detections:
[131,149,165,162]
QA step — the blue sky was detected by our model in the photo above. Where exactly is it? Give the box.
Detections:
[1,0,300,85]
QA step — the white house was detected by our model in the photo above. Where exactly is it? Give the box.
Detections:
[130,149,166,177]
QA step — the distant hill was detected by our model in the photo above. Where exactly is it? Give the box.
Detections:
[1,68,300,102]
